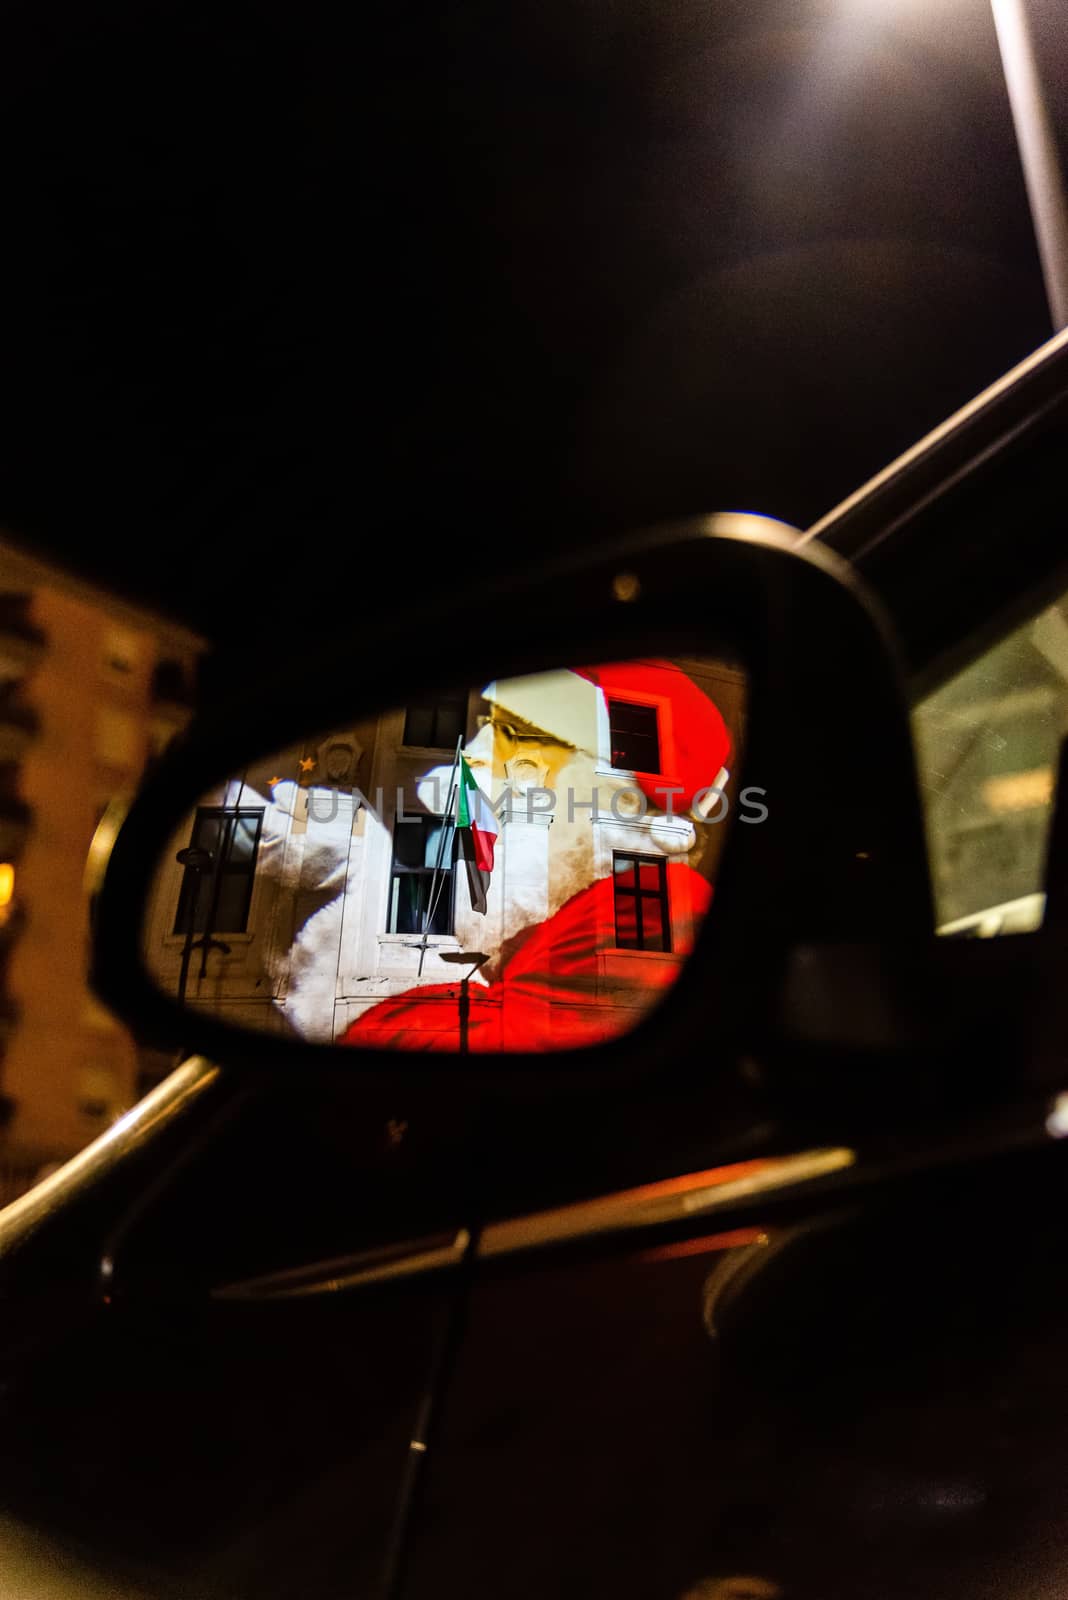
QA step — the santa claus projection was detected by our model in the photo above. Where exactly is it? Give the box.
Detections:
[341,660,734,1052]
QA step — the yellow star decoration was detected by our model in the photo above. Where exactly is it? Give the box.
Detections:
[267,775,282,788]
[299,756,316,773]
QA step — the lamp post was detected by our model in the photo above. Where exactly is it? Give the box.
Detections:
[439,951,490,1054]
[174,846,213,1008]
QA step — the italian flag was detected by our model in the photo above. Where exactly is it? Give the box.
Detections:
[456,753,498,914]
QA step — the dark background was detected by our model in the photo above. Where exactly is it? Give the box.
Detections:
[0,0,1063,651]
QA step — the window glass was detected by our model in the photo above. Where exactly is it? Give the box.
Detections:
[213,872,255,936]
[402,705,434,749]
[174,808,264,935]
[614,894,639,947]
[608,699,660,773]
[403,694,467,751]
[612,851,670,952]
[194,813,223,860]
[913,586,1068,934]
[229,814,260,863]
[638,861,662,893]
[388,815,455,935]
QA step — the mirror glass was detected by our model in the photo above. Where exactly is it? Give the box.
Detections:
[141,658,750,1051]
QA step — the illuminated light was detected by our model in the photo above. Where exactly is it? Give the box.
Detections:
[982,767,1054,813]
[84,795,132,897]
[481,1149,855,1258]
[409,1440,428,1453]
[677,1577,782,1600]
[611,571,641,603]
[0,863,13,908]
[637,1227,768,1265]
[606,1160,772,1206]
[1046,1091,1068,1139]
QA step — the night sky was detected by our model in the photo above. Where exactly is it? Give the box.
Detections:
[0,0,1060,645]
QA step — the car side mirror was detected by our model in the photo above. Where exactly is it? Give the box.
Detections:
[90,514,935,1093]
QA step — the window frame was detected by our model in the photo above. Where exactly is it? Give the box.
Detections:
[611,850,671,953]
[606,697,662,777]
[597,683,675,784]
[809,329,1068,697]
[173,806,264,937]
[386,813,457,937]
[401,692,468,753]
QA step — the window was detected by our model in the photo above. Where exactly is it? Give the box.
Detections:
[403,691,467,751]
[914,580,1068,933]
[612,852,670,952]
[388,814,456,935]
[151,658,194,707]
[608,699,660,773]
[174,808,263,935]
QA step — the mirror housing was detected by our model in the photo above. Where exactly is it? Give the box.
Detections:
[90,514,934,1090]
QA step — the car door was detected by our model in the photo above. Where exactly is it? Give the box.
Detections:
[389,339,1068,1597]
[0,1074,473,1600]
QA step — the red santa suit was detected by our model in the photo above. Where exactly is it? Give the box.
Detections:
[341,660,731,1052]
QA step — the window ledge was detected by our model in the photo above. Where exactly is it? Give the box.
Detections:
[590,813,697,840]
[603,947,679,963]
[596,765,667,783]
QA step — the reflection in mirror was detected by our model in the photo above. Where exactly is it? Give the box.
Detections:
[142,659,749,1051]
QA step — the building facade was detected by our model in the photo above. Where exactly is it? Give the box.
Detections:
[0,547,203,1198]
[146,658,749,1053]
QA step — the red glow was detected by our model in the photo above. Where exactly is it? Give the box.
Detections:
[575,659,732,810]
[636,1226,767,1264]
[342,660,731,1053]
[342,866,712,1051]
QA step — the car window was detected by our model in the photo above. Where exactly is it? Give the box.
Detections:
[913,584,1068,935]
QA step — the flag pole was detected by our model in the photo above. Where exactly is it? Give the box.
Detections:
[416,735,463,977]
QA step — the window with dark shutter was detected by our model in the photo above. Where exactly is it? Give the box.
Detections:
[402,692,467,751]
[607,699,660,773]
[174,808,263,935]
[612,851,670,952]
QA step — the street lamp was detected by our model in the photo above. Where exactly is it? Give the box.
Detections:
[837,0,1068,330]
[174,847,233,1002]
[174,846,213,1008]
[439,950,490,1055]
